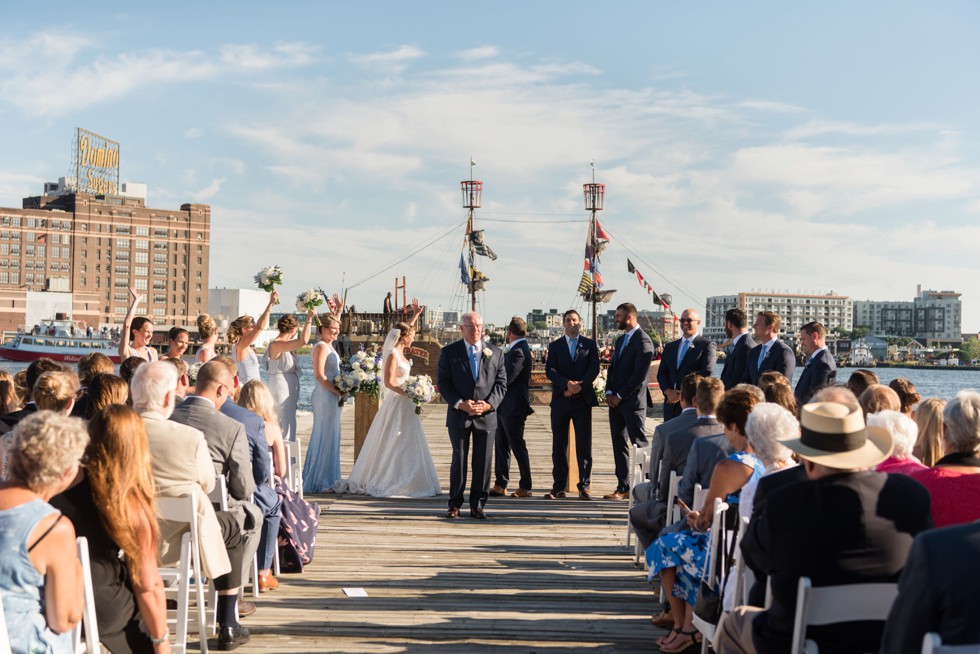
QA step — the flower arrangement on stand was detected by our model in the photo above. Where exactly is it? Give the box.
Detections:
[593,368,608,404]
[405,374,435,415]
[332,344,384,406]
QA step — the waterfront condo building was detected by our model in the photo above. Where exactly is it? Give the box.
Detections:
[704,291,853,344]
[0,182,209,332]
[852,285,962,348]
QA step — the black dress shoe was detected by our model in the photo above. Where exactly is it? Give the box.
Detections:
[579,489,593,500]
[445,507,460,519]
[470,508,488,520]
[218,625,251,651]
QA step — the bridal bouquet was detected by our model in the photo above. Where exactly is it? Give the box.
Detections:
[405,374,435,415]
[254,265,283,293]
[295,289,325,326]
[593,368,608,403]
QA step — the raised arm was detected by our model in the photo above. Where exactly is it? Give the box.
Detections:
[268,308,316,359]
[237,291,279,353]
[118,287,144,360]
[406,298,424,328]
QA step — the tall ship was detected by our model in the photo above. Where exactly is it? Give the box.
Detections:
[0,317,121,364]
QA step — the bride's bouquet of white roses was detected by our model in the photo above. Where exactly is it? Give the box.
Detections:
[404,374,435,415]
[254,265,283,293]
[593,368,608,403]
[295,289,325,326]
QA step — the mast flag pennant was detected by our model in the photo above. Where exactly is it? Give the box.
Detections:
[626,259,670,309]
[627,259,636,274]
[459,253,471,284]
[469,230,498,260]
[577,272,592,295]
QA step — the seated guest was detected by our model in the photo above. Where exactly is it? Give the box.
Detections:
[859,384,901,417]
[13,369,29,407]
[131,361,251,648]
[879,521,980,653]
[888,378,921,417]
[757,371,789,393]
[643,373,702,503]
[32,370,80,415]
[73,352,114,418]
[647,388,764,653]
[1,358,64,430]
[909,390,980,527]
[239,380,288,478]
[913,398,946,466]
[51,406,169,653]
[119,356,147,386]
[739,403,798,523]
[763,382,796,416]
[716,401,932,654]
[846,368,879,399]
[871,410,926,475]
[0,412,87,653]
[84,373,130,419]
[0,369,21,414]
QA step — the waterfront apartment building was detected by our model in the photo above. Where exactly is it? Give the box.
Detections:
[852,286,962,348]
[0,184,209,332]
[704,291,853,344]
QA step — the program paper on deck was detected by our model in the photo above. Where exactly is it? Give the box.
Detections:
[342,588,368,597]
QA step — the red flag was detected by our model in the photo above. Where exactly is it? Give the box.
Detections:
[36,233,46,243]
[595,219,609,240]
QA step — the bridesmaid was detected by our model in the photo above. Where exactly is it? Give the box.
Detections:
[165,327,190,359]
[302,314,345,494]
[118,288,157,362]
[195,314,218,363]
[263,309,316,443]
[227,290,278,384]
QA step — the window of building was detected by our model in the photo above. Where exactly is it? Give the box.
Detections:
[27,232,35,242]
[153,280,166,291]
[196,283,202,291]
[197,232,203,240]
[25,246,34,257]
[115,251,130,261]
[10,217,19,227]
[114,292,128,302]
[115,265,130,275]
[26,218,35,228]
[152,308,166,317]
[135,239,148,250]
[25,261,34,270]
[0,244,7,256]
[51,234,60,245]
[0,260,6,268]
[114,278,128,288]
[116,225,130,235]
[197,257,202,265]
[154,242,168,250]
[0,272,7,284]
[51,247,59,259]
[14,272,22,285]
[135,266,148,277]
[0,230,7,240]
[115,238,129,248]
[196,271,202,278]
[153,294,167,304]
[153,253,167,264]
[197,245,203,253]
[153,228,168,238]
[60,263,69,272]
[114,306,126,314]
[36,246,44,258]
[136,226,149,236]
[135,251,148,264]
[154,267,166,276]
[134,279,147,291]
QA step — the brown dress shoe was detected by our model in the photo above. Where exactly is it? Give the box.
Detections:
[258,572,279,592]
[489,485,507,497]
[602,490,629,500]
[511,488,533,497]
[470,508,488,520]
[445,507,460,519]
[579,490,593,500]
[544,490,566,499]
[237,599,256,617]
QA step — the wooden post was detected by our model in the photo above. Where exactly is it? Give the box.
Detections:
[565,419,579,492]
[353,392,382,461]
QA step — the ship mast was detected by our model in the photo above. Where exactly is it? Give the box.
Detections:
[461,158,483,313]
[583,163,605,341]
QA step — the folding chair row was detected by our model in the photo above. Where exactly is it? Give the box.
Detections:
[921,633,980,653]
[691,498,732,653]
[790,577,897,654]
[157,493,211,654]
[72,536,101,654]
[284,438,304,498]
[625,443,651,550]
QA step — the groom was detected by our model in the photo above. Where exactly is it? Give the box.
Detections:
[437,311,507,519]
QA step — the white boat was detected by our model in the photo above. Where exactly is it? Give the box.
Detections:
[0,318,122,364]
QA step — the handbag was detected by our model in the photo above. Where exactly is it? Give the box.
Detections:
[693,518,739,624]
[275,478,320,573]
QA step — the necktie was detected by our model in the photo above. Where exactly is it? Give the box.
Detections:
[757,345,769,370]
[568,337,577,359]
[619,333,630,357]
[678,339,690,366]
[470,346,479,381]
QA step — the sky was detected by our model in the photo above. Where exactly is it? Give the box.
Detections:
[1,1,979,330]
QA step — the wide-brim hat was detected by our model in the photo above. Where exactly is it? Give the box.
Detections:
[784,402,893,468]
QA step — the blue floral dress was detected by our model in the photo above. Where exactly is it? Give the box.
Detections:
[645,451,765,606]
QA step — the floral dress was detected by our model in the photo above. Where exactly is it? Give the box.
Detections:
[645,451,765,606]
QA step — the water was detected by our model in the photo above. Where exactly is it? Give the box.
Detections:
[5,356,980,412]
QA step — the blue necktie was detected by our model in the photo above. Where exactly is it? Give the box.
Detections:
[469,346,479,381]
[678,339,690,366]
[757,345,769,370]
[568,337,577,359]
[619,333,630,357]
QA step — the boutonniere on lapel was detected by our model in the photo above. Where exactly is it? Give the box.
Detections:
[482,347,493,360]
[502,344,512,354]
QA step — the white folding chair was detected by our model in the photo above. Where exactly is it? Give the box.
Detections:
[691,498,732,653]
[790,577,898,654]
[269,451,281,577]
[921,632,979,653]
[656,471,684,597]
[731,516,753,608]
[0,588,10,654]
[626,443,650,549]
[72,537,101,654]
[284,438,304,498]
[157,494,210,654]
[208,475,228,512]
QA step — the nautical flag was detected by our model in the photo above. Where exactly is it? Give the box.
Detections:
[469,230,497,260]
[653,291,669,309]
[459,253,471,284]
[627,259,636,274]
[577,272,592,295]
[595,219,609,241]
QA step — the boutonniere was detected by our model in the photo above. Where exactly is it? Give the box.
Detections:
[503,344,512,354]
[482,347,492,360]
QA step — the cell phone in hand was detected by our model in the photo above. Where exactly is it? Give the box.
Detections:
[675,498,692,516]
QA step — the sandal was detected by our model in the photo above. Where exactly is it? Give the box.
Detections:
[656,627,681,648]
[661,629,700,653]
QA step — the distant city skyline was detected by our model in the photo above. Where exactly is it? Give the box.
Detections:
[2,2,979,329]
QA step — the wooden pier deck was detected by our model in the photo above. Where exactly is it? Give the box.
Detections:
[235,407,665,653]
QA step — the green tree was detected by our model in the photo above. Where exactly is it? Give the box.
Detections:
[958,338,980,363]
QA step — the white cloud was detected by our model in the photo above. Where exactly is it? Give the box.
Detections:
[455,46,498,60]
[192,178,225,201]
[185,128,203,139]
[350,45,424,72]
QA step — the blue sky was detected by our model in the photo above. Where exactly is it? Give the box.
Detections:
[2,1,979,330]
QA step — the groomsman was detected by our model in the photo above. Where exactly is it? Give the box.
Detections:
[720,308,756,390]
[656,308,717,420]
[605,302,655,500]
[545,309,600,500]
[491,317,535,498]
[795,321,837,405]
[743,310,796,386]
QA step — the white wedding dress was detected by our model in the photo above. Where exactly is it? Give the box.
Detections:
[334,352,442,497]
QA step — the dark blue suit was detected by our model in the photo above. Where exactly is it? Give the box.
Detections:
[607,328,655,491]
[546,334,599,492]
[743,339,796,386]
[437,339,507,511]
[494,339,534,491]
[794,348,837,405]
[720,333,757,390]
[656,335,717,420]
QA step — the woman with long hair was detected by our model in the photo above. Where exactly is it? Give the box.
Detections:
[195,314,219,363]
[118,288,157,362]
[52,405,169,653]
[227,290,278,384]
[84,373,131,419]
[302,314,345,493]
[164,327,190,360]
[913,398,946,467]
[239,380,287,478]
[0,369,22,414]
[263,309,316,442]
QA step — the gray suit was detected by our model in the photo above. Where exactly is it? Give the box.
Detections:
[637,408,698,503]
[677,432,735,508]
[656,416,723,502]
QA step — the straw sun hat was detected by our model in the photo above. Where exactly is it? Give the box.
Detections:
[785,402,894,468]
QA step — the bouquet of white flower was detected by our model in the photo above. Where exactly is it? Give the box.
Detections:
[404,374,435,415]
[254,265,283,293]
[332,369,360,406]
[348,345,384,400]
[187,362,204,385]
[296,289,325,326]
[593,368,608,403]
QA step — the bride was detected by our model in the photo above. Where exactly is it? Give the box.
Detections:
[334,300,441,497]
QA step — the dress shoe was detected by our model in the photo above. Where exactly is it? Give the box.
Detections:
[218,625,251,651]
[445,507,460,519]
[489,485,507,497]
[603,490,630,500]
[469,508,488,520]
[511,488,533,498]
[579,489,593,500]
[258,571,279,592]
[544,490,566,500]
[237,600,256,617]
